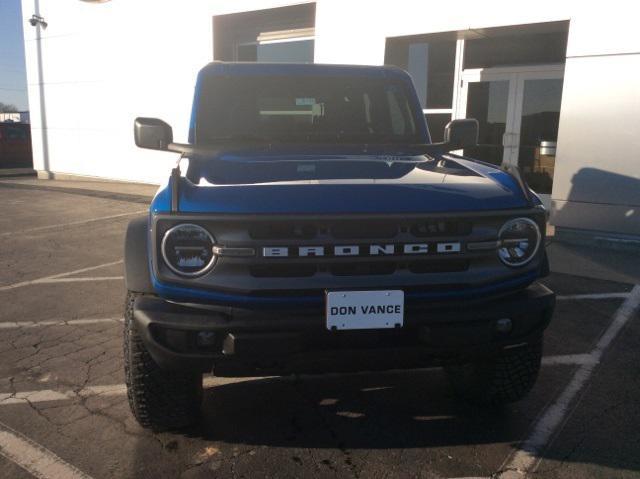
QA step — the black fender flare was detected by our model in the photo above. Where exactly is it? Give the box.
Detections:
[124,216,155,294]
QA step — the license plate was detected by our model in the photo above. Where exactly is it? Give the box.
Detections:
[326,290,404,330]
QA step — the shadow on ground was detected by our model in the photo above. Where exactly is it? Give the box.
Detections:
[129,365,570,478]
[196,369,524,450]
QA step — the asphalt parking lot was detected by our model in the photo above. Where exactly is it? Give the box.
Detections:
[0,179,639,479]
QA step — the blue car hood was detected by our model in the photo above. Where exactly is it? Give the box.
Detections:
[151,153,531,215]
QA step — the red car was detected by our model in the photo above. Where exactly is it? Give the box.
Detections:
[0,123,33,169]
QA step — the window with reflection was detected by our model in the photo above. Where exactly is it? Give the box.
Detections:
[518,78,563,193]
[214,3,315,63]
[385,37,456,110]
[236,37,314,63]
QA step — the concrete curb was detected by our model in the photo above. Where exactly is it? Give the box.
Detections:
[555,227,640,253]
[0,180,153,204]
[0,168,36,178]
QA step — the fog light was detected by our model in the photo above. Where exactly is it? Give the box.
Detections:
[495,318,513,333]
[196,331,216,347]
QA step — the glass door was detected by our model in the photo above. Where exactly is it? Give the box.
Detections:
[512,72,564,194]
[458,69,518,166]
[458,65,564,195]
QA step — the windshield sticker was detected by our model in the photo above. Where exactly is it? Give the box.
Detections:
[297,164,316,173]
[295,97,316,106]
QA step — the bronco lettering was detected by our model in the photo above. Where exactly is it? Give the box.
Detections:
[262,243,461,258]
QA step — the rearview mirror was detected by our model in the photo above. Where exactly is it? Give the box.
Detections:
[134,117,173,151]
[443,119,478,151]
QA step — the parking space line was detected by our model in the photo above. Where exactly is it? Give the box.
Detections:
[0,390,71,405]
[0,318,123,330]
[0,210,146,237]
[0,260,123,292]
[0,419,93,479]
[540,353,596,366]
[36,277,124,284]
[556,292,631,301]
[0,388,119,406]
[498,285,640,478]
[0,378,222,406]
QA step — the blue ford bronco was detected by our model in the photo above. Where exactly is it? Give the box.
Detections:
[124,62,555,431]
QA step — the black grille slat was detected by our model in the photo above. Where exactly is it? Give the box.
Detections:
[249,223,317,240]
[410,220,472,237]
[250,264,316,278]
[249,259,469,278]
[330,221,398,239]
[408,260,469,274]
[247,219,471,241]
[330,262,396,276]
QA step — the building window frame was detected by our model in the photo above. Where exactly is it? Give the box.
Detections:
[418,39,465,141]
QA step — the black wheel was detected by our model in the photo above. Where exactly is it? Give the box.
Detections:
[445,338,543,405]
[124,291,203,431]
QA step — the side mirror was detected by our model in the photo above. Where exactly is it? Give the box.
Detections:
[443,119,478,151]
[134,117,173,151]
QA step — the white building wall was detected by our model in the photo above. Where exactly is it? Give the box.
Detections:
[21,0,317,184]
[21,0,640,238]
[22,0,213,184]
[550,6,640,237]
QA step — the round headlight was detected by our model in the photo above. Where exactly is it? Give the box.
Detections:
[497,218,541,267]
[161,224,216,277]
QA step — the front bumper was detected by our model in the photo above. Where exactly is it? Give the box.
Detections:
[133,282,555,376]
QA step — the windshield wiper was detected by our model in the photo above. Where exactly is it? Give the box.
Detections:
[204,134,273,143]
[216,154,432,165]
[167,135,274,157]
[167,139,441,161]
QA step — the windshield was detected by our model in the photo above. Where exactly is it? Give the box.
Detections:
[194,75,424,145]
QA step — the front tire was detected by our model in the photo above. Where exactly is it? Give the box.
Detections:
[445,338,543,405]
[124,292,203,431]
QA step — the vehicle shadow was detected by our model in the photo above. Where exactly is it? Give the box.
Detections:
[191,367,542,450]
[130,358,638,477]
[129,367,549,478]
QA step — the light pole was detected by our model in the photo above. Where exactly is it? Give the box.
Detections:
[28,1,49,175]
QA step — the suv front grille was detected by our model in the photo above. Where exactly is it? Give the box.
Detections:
[153,211,543,293]
[242,218,475,278]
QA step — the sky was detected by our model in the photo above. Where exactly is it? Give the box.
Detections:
[0,0,28,111]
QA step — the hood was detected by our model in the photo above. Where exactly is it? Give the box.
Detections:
[151,151,531,215]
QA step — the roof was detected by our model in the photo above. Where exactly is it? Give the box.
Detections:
[197,62,409,79]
